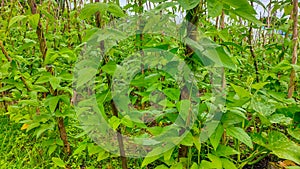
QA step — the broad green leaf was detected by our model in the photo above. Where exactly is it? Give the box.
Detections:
[88,144,104,156]
[177,0,199,10]
[230,83,251,98]
[163,147,174,161]
[207,0,223,17]
[45,96,60,113]
[223,0,256,14]
[31,85,49,92]
[143,15,161,33]
[178,99,191,121]
[35,123,54,138]
[108,3,125,17]
[142,151,162,167]
[149,0,166,2]
[0,85,14,92]
[155,165,169,169]
[28,14,40,29]
[269,114,292,125]
[19,99,39,106]
[79,3,108,19]
[49,77,61,90]
[207,154,222,169]
[210,124,224,150]
[287,128,300,141]
[180,131,193,146]
[52,157,66,167]
[221,110,246,127]
[284,5,293,16]
[44,51,59,65]
[48,145,57,156]
[170,162,183,169]
[163,88,180,101]
[190,163,198,169]
[97,151,109,161]
[200,160,214,169]
[251,82,269,90]
[226,127,253,149]
[76,67,97,88]
[102,61,117,75]
[221,158,237,169]
[9,15,27,28]
[147,126,163,136]
[26,122,40,132]
[232,9,262,25]
[216,47,236,70]
[154,2,178,11]
[214,145,239,157]
[193,135,201,151]
[35,72,52,84]
[73,143,87,155]
[108,116,121,130]
[265,131,300,164]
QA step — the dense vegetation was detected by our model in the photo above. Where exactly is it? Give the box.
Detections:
[0,0,299,168]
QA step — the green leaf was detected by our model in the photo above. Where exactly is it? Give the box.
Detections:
[226,127,253,149]
[108,3,125,17]
[48,145,57,156]
[0,85,14,92]
[177,0,199,10]
[44,51,60,65]
[108,116,121,130]
[163,88,180,101]
[214,145,239,157]
[45,96,60,113]
[49,77,61,90]
[207,154,222,169]
[223,0,256,14]
[193,135,201,151]
[221,158,237,169]
[52,157,66,167]
[180,131,194,146]
[35,123,54,138]
[170,163,183,169]
[88,143,104,156]
[73,143,87,155]
[28,14,40,29]
[35,72,52,84]
[216,47,236,70]
[190,163,198,169]
[9,15,27,28]
[31,85,49,92]
[102,61,117,75]
[232,9,262,25]
[230,83,251,98]
[207,0,223,18]
[251,82,269,90]
[287,128,300,141]
[79,3,108,19]
[154,165,169,169]
[97,151,109,161]
[163,147,174,161]
[221,110,246,127]
[178,99,191,121]
[142,147,164,167]
[76,67,97,88]
[265,131,300,164]
[200,160,214,169]
[269,114,292,125]
[26,122,40,132]
[210,124,224,150]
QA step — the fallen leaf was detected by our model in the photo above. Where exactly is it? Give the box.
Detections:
[21,123,29,130]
